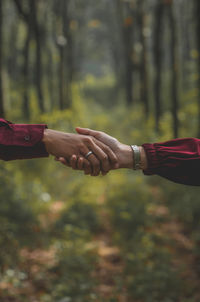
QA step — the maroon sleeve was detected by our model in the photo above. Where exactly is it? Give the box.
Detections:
[142,138,200,186]
[0,118,49,160]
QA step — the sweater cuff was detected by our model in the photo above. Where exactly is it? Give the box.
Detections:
[0,122,49,160]
[7,124,48,147]
[142,143,160,175]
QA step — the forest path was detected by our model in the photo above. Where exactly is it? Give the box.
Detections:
[149,203,200,299]
[93,198,200,301]
[93,207,127,302]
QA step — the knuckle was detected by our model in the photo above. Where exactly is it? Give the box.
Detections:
[102,154,108,161]
[112,157,117,163]
[78,143,85,150]
[95,133,101,139]
[94,163,99,169]
[85,163,90,169]
[84,136,92,144]
[93,161,99,169]
[103,145,109,152]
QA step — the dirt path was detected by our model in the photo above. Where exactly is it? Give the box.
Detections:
[93,203,200,301]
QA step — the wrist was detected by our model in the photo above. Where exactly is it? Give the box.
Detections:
[42,128,53,154]
[118,144,133,169]
[118,144,148,170]
[140,146,148,170]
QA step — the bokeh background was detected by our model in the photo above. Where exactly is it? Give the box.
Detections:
[0,0,200,301]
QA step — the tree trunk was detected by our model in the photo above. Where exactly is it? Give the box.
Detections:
[47,47,55,111]
[153,0,164,133]
[123,8,134,106]
[116,0,134,106]
[58,45,65,110]
[0,0,5,117]
[62,0,72,108]
[22,21,31,119]
[138,0,149,118]
[167,1,179,138]
[30,0,44,113]
[197,0,200,137]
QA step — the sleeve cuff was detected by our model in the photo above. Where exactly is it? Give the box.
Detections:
[142,143,160,175]
[0,122,49,160]
[7,124,48,147]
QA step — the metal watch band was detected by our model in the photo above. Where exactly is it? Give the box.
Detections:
[130,145,141,170]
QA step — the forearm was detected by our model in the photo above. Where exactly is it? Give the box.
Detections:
[142,138,200,186]
[117,137,200,186]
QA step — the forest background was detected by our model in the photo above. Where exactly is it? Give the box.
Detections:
[0,0,200,301]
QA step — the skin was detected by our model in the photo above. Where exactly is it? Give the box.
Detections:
[56,128,148,175]
[42,128,119,176]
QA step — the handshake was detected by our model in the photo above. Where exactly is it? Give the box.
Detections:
[42,127,148,176]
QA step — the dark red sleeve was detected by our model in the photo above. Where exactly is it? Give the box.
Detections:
[0,118,49,160]
[142,138,200,186]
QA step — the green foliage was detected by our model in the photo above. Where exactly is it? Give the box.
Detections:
[105,178,185,301]
[47,237,98,302]
[124,245,182,302]
[1,78,200,301]
[107,178,153,243]
[0,163,40,269]
[54,200,100,238]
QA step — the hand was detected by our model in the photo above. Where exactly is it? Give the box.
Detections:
[42,129,118,176]
[59,128,148,174]
[56,128,133,175]
[76,127,134,169]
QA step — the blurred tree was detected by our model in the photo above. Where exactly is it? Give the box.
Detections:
[138,0,149,118]
[0,0,5,117]
[167,0,179,137]
[56,0,73,109]
[13,0,31,119]
[14,0,45,115]
[14,0,44,117]
[116,0,136,106]
[196,0,200,137]
[153,0,165,133]
[31,0,45,113]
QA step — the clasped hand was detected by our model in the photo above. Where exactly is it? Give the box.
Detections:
[43,128,124,176]
[43,127,135,176]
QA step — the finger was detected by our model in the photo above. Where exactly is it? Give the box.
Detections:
[76,127,99,138]
[87,154,101,176]
[55,156,70,167]
[77,157,93,175]
[77,128,118,170]
[86,140,111,173]
[80,145,101,176]
[83,160,92,175]
[94,139,119,169]
[70,155,78,170]
[77,157,84,170]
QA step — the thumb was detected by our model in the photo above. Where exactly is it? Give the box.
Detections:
[76,127,98,137]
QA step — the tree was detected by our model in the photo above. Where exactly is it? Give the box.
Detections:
[166,0,179,137]
[55,0,73,110]
[14,0,32,119]
[14,0,45,115]
[0,0,5,117]
[30,0,45,113]
[116,0,136,106]
[153,0,165,133]
[196,0,200,137]
[138,0,149,118]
